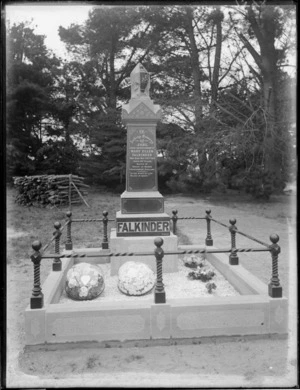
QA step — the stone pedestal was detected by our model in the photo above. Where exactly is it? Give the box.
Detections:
[121,191,164,214]
[110,228,178,275]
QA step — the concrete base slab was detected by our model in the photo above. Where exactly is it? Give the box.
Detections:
[170,296,270,338]
[46,301,151,344]
[110,228,178,275]
[269,297,288,333]
[25,308,46,345]
[62,248,110,265]
[42,257,73,304]
[151,304,171,339]
[205,248,268,295]
[24,248,288,346]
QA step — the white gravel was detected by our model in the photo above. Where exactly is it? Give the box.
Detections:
[58,258,239,304]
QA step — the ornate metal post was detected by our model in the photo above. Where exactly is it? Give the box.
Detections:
[171,209,178,235]
[53,222,62,271]
[65,210,73,250]
[102,211,109,249]
[154,237,166,304]
[30,240,43,309]
[229,218,239,265]
[205,209,213,246]
[268,234,282,298]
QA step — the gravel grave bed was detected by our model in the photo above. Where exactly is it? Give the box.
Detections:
[58,258,239,304]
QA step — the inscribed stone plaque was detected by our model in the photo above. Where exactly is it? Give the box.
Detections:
[127,128,157,191]
[117,218,170,236]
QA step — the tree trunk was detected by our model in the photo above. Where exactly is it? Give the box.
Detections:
[209,9,224,183]
[184,7,202,132]
[210,10,223,113]
[184,7,207,176]
[109,37,117,110]
[245,5,283,184]
[65,119,71,145]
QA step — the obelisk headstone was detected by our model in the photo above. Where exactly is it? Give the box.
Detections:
[120,64,165,218]
[109,63,178,275]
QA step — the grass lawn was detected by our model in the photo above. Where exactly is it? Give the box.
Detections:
[7,185,121,263]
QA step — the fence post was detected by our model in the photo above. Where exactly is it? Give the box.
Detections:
[30,240,43,309]
[268,234,282,298]
[65,211,73,250]
[205,209,213,246]
[53,222,62,271]
[229,218,239,265]
[102,211,109,249]
[171,209,178,235]
[154,237,166,304]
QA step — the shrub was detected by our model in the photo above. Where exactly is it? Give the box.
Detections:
[244,168,284,200]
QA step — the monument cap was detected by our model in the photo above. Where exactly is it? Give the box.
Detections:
[131,63,150,98]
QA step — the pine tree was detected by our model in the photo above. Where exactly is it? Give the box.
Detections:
[6,21,60,178]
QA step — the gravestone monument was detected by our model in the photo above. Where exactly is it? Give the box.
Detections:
[110,63,178,275]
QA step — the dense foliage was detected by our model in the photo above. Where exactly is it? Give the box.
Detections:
[6,4,296,198]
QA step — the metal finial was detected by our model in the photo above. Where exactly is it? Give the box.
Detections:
[154,237,164,248]
[54,221,61,230]
[229,218,236,225]
[32,240,42,251]
[270,234,279,244]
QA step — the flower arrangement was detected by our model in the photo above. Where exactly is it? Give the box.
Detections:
[206,282,217,294]
[187,266,215,282]
[65,262,105,300]
[118,261,155,296]
[183,254,205,268]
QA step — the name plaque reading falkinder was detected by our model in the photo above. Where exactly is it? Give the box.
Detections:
[127,128,157,191]
[117,219,170,237]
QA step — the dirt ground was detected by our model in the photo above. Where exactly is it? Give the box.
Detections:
[5,187,298,388]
